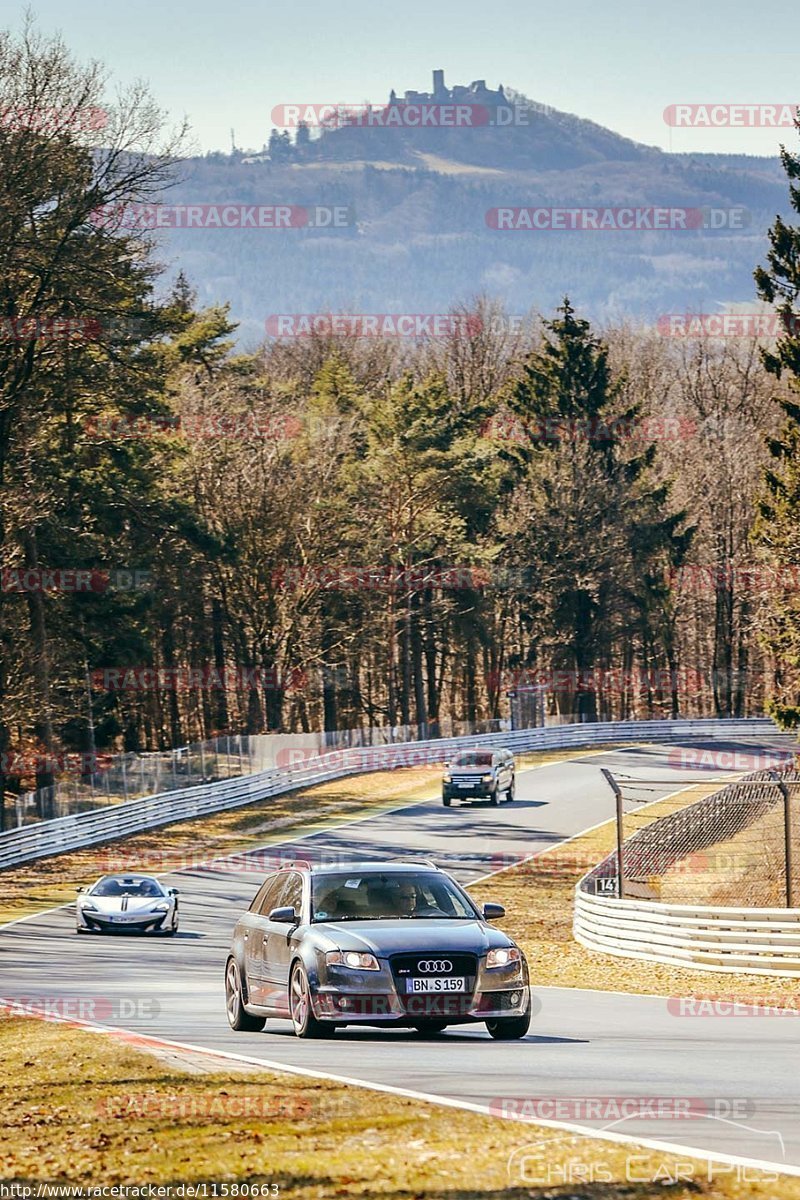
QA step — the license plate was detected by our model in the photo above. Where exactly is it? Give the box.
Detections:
[406,977,466,994]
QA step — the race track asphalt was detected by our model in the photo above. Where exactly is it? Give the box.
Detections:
[2,740,798,1173]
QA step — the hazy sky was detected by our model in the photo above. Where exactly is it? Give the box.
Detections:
[7,0,799,156]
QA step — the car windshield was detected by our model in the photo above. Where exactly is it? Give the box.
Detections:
[451,753,494,767]
[92,877,164,898]
[311,871,479,922]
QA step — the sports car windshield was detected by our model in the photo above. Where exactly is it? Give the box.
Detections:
[92,878,164,898]
[311,872,479,921]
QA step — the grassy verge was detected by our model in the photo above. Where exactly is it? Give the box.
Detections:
[0,745,608,926]
[1,1015,795,1196]
[469,780,800,1001]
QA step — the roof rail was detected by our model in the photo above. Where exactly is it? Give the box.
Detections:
[278,859,313,870]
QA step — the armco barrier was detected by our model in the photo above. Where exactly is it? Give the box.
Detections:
[574,889,800,977]
[0,717,780,871]
[574,749,800,977]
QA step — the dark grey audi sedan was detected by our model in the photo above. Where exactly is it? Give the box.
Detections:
[225,860,531,1039]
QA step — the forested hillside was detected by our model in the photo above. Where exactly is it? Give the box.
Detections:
[3,25,800,809]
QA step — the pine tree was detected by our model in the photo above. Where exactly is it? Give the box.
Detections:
[752,123,800,723]
[503,299,690,719]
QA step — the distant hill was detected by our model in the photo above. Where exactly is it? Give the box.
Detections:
[299,88,657,172]
[145,85,791,345]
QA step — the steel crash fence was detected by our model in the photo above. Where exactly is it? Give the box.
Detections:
[0,717,779,870]
[575,759,800,977]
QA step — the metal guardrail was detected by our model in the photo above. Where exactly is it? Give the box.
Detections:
[574,753,800,977]
[0,717,780,871]
[574,889,800,977]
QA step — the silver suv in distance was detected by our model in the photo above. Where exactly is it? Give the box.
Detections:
[442,748,515,807]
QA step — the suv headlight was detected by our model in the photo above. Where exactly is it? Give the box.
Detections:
[326,951,380,970]
[486,947,522,969]
[443,773,452,783]
[481,774,493,784]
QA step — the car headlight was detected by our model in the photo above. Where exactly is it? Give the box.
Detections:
[481,774,493,784]
[326,950,380,970]
[486,946,522,968]
[152,903,169,913]
[443,773,452,783]
[80,901,98,911]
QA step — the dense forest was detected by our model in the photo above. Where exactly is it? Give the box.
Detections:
[3,25,800,808]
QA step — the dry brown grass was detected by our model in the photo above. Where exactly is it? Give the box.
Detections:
[1,1015,796,1196]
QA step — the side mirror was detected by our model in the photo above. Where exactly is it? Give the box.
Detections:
[76,887,84,893]
[269,905,297,924]
[483,902,506,920]
[168,888,179,896]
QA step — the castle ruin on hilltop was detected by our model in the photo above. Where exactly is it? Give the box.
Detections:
[389,70,507,109]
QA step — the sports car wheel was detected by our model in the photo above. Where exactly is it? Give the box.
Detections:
[485,1001,531,1040]
[290,963,331,1038]
[225,957,265,1031]
[412,1020,448,1035]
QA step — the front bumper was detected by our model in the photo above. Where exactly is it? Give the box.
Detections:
[77,910,169,933]
[311,954,529,1024]
[443,783,494,801]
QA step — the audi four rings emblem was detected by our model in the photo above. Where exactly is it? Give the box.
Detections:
[418,959,453,973]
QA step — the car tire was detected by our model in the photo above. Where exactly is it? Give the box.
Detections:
[506,777,516,801]
[289,962,331,1039]
[489,787,499,806]
[442,795,451,807]
[412,1020,448,1036]
[225,957,266,1032]
[485,999,531,1041]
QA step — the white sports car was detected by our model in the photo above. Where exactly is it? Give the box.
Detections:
[76,874,179,935]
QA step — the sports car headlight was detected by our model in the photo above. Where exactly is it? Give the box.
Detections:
[486,947,522,969]
[80,901,98,911]
[326,951,380,970]
[151,903,169,913]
